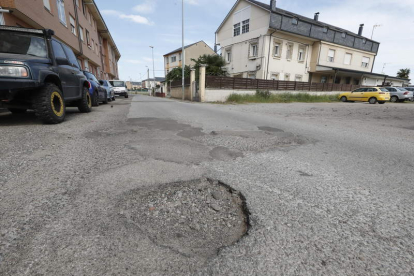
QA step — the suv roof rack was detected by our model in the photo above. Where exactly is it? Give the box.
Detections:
[0,25,54,37]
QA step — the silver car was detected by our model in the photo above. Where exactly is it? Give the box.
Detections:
[403,87,414,101]
[99,80,116,101]
[384,87,414,103]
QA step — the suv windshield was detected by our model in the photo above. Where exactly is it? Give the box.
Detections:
[0,31,47,58]
[110,81,125,87]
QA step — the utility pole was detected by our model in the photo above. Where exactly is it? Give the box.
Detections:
[182,0,185,101]
[150,46,156,96]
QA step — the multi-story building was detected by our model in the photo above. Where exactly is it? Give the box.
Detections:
[164,41,215,77]
[216,0,408,86]
[0,0,120,80]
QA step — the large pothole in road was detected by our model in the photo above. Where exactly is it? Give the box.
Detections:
[119,179,249,258]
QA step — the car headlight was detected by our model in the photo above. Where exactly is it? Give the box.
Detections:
[0,66,29,78]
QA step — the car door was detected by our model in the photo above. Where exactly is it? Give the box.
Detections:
[61,43,84,98]
[364,88,377,101]
[349,88,364,101]
[51,40,79,99]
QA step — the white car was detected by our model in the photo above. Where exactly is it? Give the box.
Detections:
[109,80,129,98]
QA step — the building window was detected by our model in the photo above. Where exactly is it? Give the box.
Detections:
[0,12,4,25]
[271,73,279,80]
[88,12,92,24]
[362,57,370,68]
[341,32,346,38]
[292,18,298,25]
[323,27,328,33]
[286,43,294,60]
[79,26,84,41]
[234,23,240,37]
[242,19,250,34]
[327,49,335,62]
[284,73,291,81]
[84,59,89,71]
[56,0,67,26]
[43,0,51,11]
[248,73,256,79]
[82,0,87,16]
[70,15,77,36]
[344,53,352,65]
[321,76,328,83]
[226,51,231,62]
[91,39,95,51]
[75,0,79,7]
[86,29,91,47]
[298,45,305,62]
[179,53,182,61]
[171,56,176,63]
[295,75,303,82]
[249,44,258,58]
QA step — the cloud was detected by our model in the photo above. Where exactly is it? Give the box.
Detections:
[134,0,156,14]
[101,10,154,25]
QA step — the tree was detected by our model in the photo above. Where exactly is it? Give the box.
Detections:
[165,66,191,82]
[191,54,228,77]
[397,68,411,79]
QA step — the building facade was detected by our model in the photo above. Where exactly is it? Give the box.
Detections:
[142,77,165,89]
[216,0,408,86]
[164,41,215,77]
[0,0,120,80]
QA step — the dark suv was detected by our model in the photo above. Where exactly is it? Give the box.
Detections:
[0,26,92,124]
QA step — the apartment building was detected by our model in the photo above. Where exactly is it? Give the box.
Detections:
[216,0,408,86]
[164,41,215,77]
[0,0,120,80]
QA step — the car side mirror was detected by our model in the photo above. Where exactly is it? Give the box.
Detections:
[56,57,70,66]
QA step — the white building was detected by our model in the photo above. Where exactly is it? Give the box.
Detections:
[216,0,409,86]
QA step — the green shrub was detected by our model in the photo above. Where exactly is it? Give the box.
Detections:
[255,90,271,99]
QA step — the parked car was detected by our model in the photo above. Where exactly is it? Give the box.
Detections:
[339,87,390,104]
[402,87,414,101]
[83,71,108,105]
[99,80,116,101]
[0,26,92,124]
[384,87,414,103]
[109,80,129,98]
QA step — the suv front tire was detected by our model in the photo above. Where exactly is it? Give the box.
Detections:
[32,83,66,124]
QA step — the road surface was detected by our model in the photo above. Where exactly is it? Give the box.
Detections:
[0,95,413,275]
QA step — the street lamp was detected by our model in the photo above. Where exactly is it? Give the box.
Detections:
[149,46,155,96]
[182,0,185,100]
[371,24,382,40]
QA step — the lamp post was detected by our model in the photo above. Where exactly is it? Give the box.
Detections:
[371,24,382,40]
[149,46,155,96]
[182,0,185,100]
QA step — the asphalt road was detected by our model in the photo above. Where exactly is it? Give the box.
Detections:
[0,95,413,275]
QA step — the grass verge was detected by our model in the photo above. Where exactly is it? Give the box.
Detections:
[227,91,340,103]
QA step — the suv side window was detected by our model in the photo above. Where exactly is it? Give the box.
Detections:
[62,44,80,69]
[52,40,67,59]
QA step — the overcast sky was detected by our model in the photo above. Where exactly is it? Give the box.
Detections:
[98,0,414,81]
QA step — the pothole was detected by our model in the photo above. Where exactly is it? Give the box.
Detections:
[118,178,250,258]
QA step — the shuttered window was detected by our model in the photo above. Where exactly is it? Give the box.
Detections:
[362,57,370,68]
[56,0,66,26]
[327,49,335,62]
[344,53,352,65]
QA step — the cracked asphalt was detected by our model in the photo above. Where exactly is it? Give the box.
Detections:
[1,95,413,275]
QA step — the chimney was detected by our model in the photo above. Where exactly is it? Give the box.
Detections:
[358,24,364,36]
[270,0,277,12]
[314,12,320,21]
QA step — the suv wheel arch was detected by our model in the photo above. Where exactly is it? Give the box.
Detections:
[43,75,63,95]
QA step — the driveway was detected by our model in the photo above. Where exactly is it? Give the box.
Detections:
[0,96,413,275]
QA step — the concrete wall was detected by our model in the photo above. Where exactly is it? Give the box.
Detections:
[318,42,375,72]
[204,88,340,102]
[170,86,191,101]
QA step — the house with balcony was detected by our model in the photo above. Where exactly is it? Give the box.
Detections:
[164,41,215,77]
[216,0,408,86]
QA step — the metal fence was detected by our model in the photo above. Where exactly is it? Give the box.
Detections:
[170,78,191,88]
[205,75,362,92]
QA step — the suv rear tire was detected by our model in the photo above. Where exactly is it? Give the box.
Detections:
[77,86,93,113]
[32,83,66,124]
[92,90,99,107]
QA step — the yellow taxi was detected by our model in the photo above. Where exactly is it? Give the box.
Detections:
[339,87,390,104]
